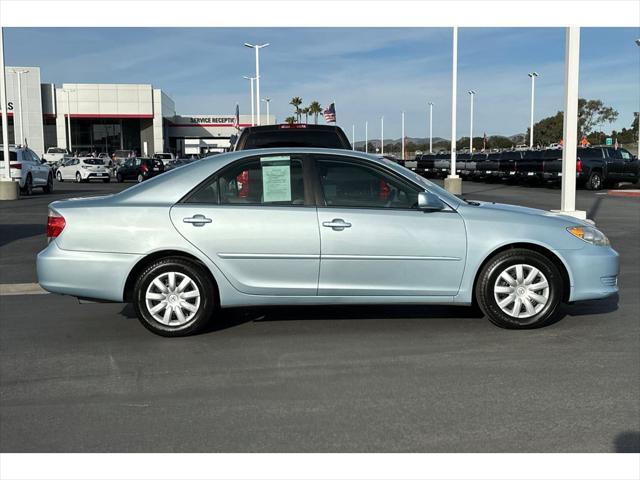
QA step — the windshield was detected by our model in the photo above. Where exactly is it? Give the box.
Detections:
[83,158,104,165]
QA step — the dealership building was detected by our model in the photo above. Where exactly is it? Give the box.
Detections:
[0,66,272,157]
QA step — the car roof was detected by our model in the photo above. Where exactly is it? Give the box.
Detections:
[240,124,343,132]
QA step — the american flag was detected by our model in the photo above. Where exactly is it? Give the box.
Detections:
[323,103,336,123]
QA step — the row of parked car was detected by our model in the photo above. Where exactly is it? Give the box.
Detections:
[405,146,639,190]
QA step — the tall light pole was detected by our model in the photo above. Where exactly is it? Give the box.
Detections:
[381,116,384,156]
[261,97,270,124]
[244,43,269,126]
[62,88,75,153]
[8,68,29,146]
[365,121,368,153]
[243,76,255,126]
[635,39,640,157]
[445,27,461,194]
[428,102,433,153]
[352,124,355,150]
[468,90,475,152]
[401,111,405,161]
[0,27,13,184]
[556,27,585,220]
[528,72,539,148]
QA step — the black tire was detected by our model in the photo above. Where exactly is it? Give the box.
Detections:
[43,174,54,193]
[133,257,216,337]
[21,174,33,196]
[586,171,603,190]
[137,173,144,183]
[475,248,563,329]
[75,172,82,183]
[56,171,64,182]
[116,173,124,183]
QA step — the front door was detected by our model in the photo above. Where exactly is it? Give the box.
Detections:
[170,153,320,295]
[313,156,467,296]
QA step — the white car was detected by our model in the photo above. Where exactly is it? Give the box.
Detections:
[152,152,175,165]
[0,145,53,195]
[55,157,111,183]
[41,147,71,167]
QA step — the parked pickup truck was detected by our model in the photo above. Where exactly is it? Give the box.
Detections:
[543,146,640,189]
[41,147,70,167]
[517,149,545,181]
[233,124,352,151]
[416,153,436,177]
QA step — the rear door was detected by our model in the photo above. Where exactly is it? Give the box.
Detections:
[171,153,320,295]
[313,154,467,296]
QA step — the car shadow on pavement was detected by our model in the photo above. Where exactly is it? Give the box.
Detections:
[0,224,45,247]
[614,431,640,452]
[119,303,485,333]
[561,294,619,317]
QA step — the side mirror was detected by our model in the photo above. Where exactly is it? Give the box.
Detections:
[418,191,445,211]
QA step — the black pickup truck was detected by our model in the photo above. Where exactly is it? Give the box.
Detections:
[233,124,352,151]
[543,146,639,189]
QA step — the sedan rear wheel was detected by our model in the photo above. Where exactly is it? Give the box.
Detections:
[56,171,64,182]
[137,173,144,183]
[133,257,215,336]
[75,172,82,183]
[475,248,563,329]
[21,174,33,196]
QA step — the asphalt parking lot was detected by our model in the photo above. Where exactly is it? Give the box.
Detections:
[0,177,639,453]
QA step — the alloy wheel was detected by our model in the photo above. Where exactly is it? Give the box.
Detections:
[144,271,201,326]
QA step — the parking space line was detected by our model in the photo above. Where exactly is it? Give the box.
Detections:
[0,283,50,296]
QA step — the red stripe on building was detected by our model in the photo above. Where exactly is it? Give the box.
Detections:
[63,114,154,119]
[170,123,252,127]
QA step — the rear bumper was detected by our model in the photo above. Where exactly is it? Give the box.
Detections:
[562,245,620,302]
[37,241,142,302]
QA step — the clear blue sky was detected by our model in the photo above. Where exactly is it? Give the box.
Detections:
[5,27,639,141]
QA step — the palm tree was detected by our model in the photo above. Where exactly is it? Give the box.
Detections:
[308,101,322,124]
[289,97,303,122]
[285,116,296,125]
[302,107,310,124]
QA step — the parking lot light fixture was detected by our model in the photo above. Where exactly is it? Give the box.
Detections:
[261,98,270,125]
[401,111,405,161]
[0,28,11,182]
[245,43,269,126]
[61,88,75,153]
[468,90,475,153]
[243,76,255,126]
[428,102,433,154]
[528,72,539,148]
[445,27,462,195]
[352,124,355,150]
[8,68,29,146]
[381,116,384,156]
[365,121,368,153]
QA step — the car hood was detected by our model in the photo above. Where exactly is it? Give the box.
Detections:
[470,200,592,226]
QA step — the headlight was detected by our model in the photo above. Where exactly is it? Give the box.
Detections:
[567,226,610,246]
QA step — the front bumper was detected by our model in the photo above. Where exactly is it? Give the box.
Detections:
[561,245,620,302]
[37,241,142,302]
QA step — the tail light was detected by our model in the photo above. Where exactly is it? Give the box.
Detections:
[141,163,149,172]
[47,211,66,242]
[10,163,22,170]
[576,159,583,173]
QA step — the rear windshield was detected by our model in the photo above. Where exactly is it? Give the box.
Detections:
[0,151,18,161]
[501,151,521,160]
[487,153,501,160]
[242,131,348,149]
[48,148,67,154]
[578,148,603,159]
[155,154,172,159]
[523,151,543,160]
[542,149,563,160]
[83,158,104,165]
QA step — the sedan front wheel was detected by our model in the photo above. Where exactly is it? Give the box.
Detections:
[475,248,563,329]
[133,257,215,336]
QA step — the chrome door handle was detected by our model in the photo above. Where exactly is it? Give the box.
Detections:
[322,218,352,231]
[183,214,212,226]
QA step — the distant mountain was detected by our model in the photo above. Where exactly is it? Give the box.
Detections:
[354,134,526,148]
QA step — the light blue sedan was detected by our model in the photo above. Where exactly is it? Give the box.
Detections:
[37,148,619,336]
